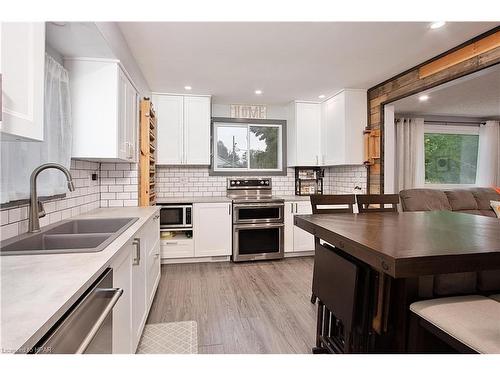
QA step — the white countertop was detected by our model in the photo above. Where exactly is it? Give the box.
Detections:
[156,196,232,204]
[0,206,159,353]
[156,195,311,204]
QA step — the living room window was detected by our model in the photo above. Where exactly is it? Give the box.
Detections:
[424,124,480,186]
[210,119,286,175]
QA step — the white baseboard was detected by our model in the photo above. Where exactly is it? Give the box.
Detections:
[161,251,314,264]
[161,255,231,264]
[284,250,314,258]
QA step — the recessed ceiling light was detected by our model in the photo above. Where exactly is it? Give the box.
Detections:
[419,95,429,102]
[184,85,192,90]
[430,21,446,29]
[255,90,262,95]
[318,95,326,99]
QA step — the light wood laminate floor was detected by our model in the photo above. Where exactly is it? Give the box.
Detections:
[147,257,316,354]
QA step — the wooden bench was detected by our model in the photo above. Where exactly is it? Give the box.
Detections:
[409,295,500,353]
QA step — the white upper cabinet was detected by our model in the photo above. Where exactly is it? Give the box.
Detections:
[154,95,183,164]
[184,96,211,164]
[287,101,322,166]
[153,94,211,165]
[321,89,367,165]
[65,58,138,162]
[288,90,367,167]
[1,22,45,141]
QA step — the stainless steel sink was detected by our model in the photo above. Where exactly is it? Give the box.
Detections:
[0,217,138,256]
[45,218,136,235]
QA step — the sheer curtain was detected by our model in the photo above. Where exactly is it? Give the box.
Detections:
[476,120,500,187]
[395,117,425,191]
[0,54,72,203]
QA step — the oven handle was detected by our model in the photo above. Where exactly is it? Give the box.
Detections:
[234,222,284,229]
[233,203,284,208]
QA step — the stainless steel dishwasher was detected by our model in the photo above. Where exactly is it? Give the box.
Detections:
[34,268,122,354]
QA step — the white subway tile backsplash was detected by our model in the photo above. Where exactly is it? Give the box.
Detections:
[0,159,101,241]
[156,165,367,198]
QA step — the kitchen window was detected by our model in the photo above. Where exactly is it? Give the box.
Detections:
[424,124,479,187]
[210,118,286,175]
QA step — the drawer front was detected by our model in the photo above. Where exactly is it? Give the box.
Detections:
[160,239,194,259]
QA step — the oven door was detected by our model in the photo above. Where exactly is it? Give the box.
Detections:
[159,205,191,229]
[233,203,284,224]
[233,223,284,262]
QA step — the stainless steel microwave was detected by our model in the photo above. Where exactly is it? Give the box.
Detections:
[158,204,193,229]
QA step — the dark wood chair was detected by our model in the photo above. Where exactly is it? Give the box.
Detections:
[310,194,356,214]
[356,194,399,213]
[309,194,356,304]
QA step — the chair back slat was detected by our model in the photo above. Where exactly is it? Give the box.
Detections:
[356,194,399,213]
[310,194,356,214]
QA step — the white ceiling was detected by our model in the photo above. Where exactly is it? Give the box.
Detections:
[393,65,500,118]
[46,22,115,59]
[118,22,497,104]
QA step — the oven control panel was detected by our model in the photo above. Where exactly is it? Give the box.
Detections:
[227,178,272,189]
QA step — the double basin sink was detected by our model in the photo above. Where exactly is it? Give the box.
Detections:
[0,217,138,256]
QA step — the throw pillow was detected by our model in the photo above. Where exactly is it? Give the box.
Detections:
[491,200,500,218]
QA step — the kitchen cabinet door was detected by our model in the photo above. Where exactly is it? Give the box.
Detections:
[293,201,314,252]
[284,202,294,253]
[321,94,345,165]
[194,202,232,257]
[184,96,211,165]
[125,78,139,162]
[0,22,45,141]
[117,69,129,161]
[144,215,161,306]
[131,232,147,352]
[112,243,133,354]
[154,94,184,164]
[288,102,321,166]
[320,89,367,166]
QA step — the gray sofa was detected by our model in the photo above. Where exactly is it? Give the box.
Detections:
[399,188,500,296]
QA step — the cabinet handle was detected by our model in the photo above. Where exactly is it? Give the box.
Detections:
[295,203,298,213]
[165,241,178,245]
[316,155,318,165]
[229,204,231,215]
[132,238,141,265]
[290,203,293,214]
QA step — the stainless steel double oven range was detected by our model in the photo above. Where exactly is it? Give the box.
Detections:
[228,178,284,262]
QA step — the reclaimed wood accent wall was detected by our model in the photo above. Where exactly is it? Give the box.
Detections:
[366,27,500,193]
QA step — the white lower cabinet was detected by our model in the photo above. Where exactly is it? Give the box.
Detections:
[194,202,232,257]
[284,200,315,253]
[111,242,132,354]
[160,202,232,260]
[111,213,160,354]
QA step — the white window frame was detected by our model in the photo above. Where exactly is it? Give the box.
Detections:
[423,123,480,190]
[212,122,283,173]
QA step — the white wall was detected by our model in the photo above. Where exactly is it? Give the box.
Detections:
[212,103,288,120]
[95,22,151,97]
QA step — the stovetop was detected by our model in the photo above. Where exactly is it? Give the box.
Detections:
[231,197,285,204]
[226,178,284,204]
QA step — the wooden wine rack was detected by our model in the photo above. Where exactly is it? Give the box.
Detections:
[139,98,157,206]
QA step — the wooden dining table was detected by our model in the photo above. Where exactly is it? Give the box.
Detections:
[294,210,500,353]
